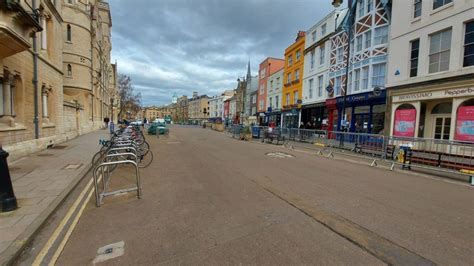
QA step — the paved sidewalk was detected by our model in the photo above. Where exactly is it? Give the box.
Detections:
[0,130,109,264]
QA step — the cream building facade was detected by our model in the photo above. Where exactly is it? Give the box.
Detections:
[188,93,209,124]
[386,0,474,141]
[0,0,117,160]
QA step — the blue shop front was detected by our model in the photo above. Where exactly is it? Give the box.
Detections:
[335,90,386,134]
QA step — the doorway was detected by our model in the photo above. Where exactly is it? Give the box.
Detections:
[354,113,369,133]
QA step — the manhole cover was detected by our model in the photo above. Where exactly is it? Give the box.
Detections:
[265,152,295,158]
[64,164,82,169]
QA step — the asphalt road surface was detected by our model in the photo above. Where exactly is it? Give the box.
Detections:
[31,126,474,265]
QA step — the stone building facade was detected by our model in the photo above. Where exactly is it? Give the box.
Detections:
[188,93,209,125]
[0,0,117,160]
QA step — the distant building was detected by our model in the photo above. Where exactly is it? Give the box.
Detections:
[282,31,306,128]
[257,57,285,124]
[188,93,210,125]
[209,90,234,122]
[266,68,284,126]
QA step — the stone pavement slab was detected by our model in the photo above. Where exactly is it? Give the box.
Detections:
[0,129,109,264]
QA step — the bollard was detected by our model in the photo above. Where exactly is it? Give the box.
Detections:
[0,146,18,212]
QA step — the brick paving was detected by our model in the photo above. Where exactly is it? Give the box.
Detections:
[0,129,109,264]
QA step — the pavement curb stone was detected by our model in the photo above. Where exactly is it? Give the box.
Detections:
[1,160,93,266]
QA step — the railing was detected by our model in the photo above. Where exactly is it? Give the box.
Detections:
[254,127,474,178]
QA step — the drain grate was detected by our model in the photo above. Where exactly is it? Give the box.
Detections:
[37,153,54,157]
[49,145,68,149]
[265,152,295,158]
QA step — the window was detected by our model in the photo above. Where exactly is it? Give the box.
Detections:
[367,0,372,13]
[463,21,474,67]
[374,26,388,45]
[269,97,273,108]
[276,77,280,86]
[356,35,363,52]
[42,86,49,118]
[288,55,293,65]
[286,93,290,106]
[364,30,371,49]
[67,64,72,76]
[309,78,314,99]
[429,28,451,73]
[414,0,422,18]
[270,80,274,88]
[259,99,264,110]
[293,91,298,104]
[433,0,452,10]
[335,76,341,96]
[295,69,300,81]
[358,0,365,18]
[348,72,352,93]
[321,23,327,36]
[287,72,291,83]
[362,66,369,90]
[354,69,360,92]
[259,84,264,94]
[312,31,316,42]
[310,51,315,69]
[252,95,256,104]
[410,39,420,77]
[372,63,386,87]
[275,95,279,108]
[319,45,325,65]
[67,0,74,4]
[66,24,72,42]
[296,50,301,61]
[317,75,323,97]
[336,47,344,62]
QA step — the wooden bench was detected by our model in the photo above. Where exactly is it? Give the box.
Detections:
[407,149,474,172]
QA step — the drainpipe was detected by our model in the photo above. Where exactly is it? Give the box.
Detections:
[32,0,39,139]
[90,11,94,127]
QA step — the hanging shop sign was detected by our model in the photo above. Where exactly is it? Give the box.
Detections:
[455,106,474,141]
[393,109,416,137]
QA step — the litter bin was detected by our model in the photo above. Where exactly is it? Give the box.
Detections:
[251,126,261,139]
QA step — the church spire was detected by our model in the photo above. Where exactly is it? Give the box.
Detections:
[246,60,251,82]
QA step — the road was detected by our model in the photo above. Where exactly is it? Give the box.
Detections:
[18,126,474,265]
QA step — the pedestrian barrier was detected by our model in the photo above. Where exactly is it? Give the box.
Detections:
[91,125,151,206]
[255,127,473,179]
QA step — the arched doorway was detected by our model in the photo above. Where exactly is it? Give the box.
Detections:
[431,102,452,140]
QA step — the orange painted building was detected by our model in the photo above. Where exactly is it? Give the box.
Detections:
[257,58,285,120]
[282,31,305,128]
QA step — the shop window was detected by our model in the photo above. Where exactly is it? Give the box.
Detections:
[410,39,420,77]
[463,21,474,67]
[393,104,417,137]
[431,102,452,114]
[429,28,451,73]
[454,99,474,141]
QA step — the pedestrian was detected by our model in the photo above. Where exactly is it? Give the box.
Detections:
[103,117,110,129]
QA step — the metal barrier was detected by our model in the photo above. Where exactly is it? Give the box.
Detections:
[263,128,473,178]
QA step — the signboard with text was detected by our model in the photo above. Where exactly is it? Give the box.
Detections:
[455,106,474,141]
[393,109,416,137]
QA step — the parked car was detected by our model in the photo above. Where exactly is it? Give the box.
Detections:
[131,119,143,126]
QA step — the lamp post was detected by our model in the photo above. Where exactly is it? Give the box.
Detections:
[0,146,18,212]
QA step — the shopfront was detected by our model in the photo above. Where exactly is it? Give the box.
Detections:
[390,87,474,141]
[301,102,328,129]
[266,107,281,127]
[281,108,300,128]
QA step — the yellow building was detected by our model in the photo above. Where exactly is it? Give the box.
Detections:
[282,31,305,128]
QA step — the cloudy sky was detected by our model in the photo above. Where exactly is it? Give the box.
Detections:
[110,0,335,106]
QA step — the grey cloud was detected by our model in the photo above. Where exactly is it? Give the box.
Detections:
[110,0,334,106]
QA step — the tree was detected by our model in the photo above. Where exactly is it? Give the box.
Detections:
[117,74,142,120]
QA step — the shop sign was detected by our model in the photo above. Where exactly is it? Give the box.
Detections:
[393,109,416,137]
[393,87,474,103]
[455,106,474,141]
[336,90,386,105]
